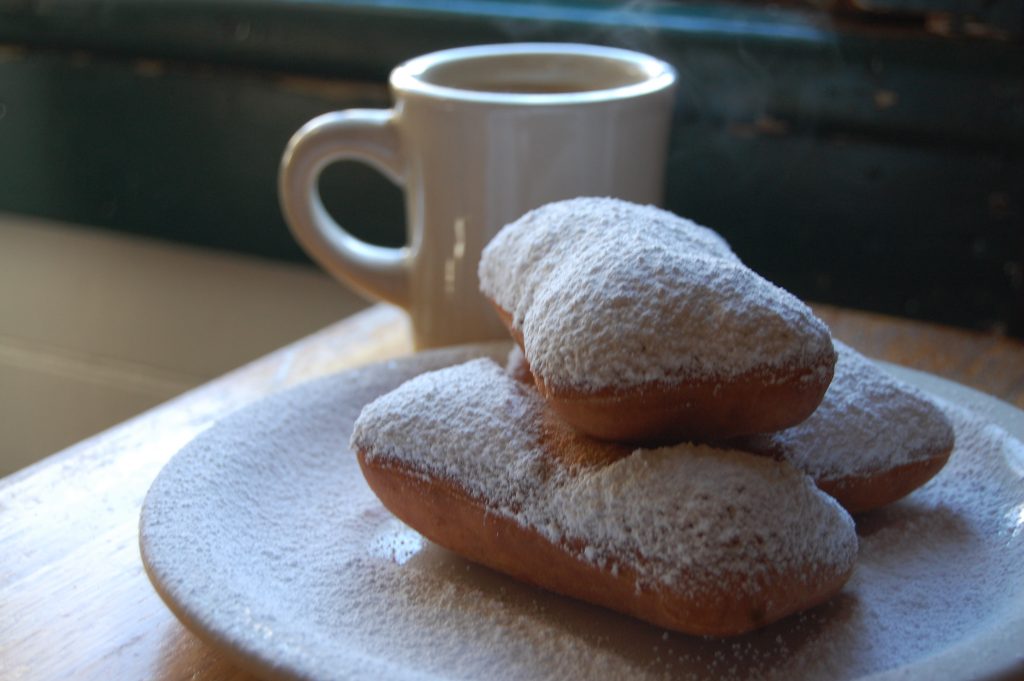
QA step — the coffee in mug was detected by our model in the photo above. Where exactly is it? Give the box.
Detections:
[279,43,676,349]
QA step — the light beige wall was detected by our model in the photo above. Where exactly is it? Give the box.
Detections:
[0,214,366,476]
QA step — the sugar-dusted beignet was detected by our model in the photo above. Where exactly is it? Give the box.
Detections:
[733,341,955,514]
[351,359,858,637]
[478,197,836,444]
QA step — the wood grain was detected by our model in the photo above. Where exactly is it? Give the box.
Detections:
[0,302,1021,680]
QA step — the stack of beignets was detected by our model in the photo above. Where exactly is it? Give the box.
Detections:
[351,197,955,637]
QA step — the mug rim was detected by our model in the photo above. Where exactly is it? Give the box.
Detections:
[390,42,676,104]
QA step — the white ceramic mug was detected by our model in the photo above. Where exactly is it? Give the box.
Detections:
[279,43,676,349]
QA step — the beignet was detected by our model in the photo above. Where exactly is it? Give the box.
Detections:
[351,359,858,637]
[478,197,836,443]
[733,341,955,513]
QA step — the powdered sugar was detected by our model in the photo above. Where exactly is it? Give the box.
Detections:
[353,358,546,510]
[351,358,857,593]
[741,342,955,480]
[549,447,856,590]
[478,197,834,389]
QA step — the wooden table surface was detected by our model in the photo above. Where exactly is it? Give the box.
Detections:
[1,302,1022,681]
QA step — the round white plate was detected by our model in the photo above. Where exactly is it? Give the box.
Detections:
[140,343,1024,681]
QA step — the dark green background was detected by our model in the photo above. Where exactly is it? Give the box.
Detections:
[1,0,1021,335]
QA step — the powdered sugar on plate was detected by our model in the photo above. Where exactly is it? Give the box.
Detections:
[141,344,1024,681]
[352,358,857,594]
[739,341,956,480]
[478,197,834,390]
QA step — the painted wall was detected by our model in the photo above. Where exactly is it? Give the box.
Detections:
[0,1,1021,334]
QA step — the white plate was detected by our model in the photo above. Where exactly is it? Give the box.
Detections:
[140,343,1024,681]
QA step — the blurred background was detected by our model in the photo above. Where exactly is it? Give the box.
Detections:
[0,0,1021,472]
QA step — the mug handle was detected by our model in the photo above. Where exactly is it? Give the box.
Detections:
[278,110,410,309]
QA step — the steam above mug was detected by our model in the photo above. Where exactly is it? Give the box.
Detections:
[279,43,676,349]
